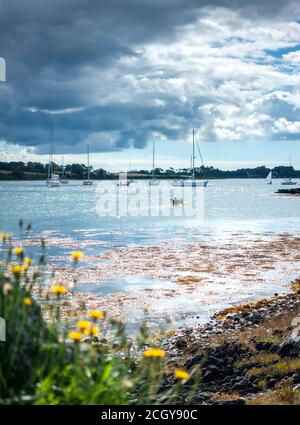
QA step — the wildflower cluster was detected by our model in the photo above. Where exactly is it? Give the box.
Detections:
[0,227,197,405]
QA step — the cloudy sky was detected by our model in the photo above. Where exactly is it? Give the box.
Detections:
[1,0,300,170]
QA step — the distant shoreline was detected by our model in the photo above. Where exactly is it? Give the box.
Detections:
[1,161,299,181]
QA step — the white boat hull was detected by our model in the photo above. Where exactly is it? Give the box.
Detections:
[172,179,208,187]
[47,180,61,187]
[149,179,160,186]
[281,180,297,186]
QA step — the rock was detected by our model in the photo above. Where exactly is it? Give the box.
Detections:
[175,337,188,349]
[248,311,262,323]
[185,355,203,370]
[278,335,300,357]
[255,341,278,352]
[232,377,251,391]
[292,373,300,384]
[202,365,223,382]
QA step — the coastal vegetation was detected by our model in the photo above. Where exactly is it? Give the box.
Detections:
[0,227,197,405]
[0,161,299,180]
[1,224,299,405]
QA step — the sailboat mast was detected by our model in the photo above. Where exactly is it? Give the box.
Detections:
[87,144,90,181]
[152,141,155,178]
[192,129,195,180]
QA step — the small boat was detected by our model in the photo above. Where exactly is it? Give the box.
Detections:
[83,145,93,186]
[266,171,272,185]
[281,177,297,186]
[117,179,134,187]
[149,141,160,186]
[171,197,184,206]
[47,123,61,188]
[47,173,61,188]
[172,129,208,187]
[281,157,297,185]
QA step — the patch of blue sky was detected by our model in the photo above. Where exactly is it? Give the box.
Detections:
[266,44,300,58]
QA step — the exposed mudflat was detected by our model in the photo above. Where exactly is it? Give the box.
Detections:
[27,231,300,330]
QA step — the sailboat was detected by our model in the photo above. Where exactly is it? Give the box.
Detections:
[60,155,69,184]
[83,145,93,185]
[172,129,208,187]
[281,157,297,185]
[149,141,160,186]
[47,123,61,188]
[266,171,272,185]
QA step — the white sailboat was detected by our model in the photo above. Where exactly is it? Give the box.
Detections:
[149,141,160,186]
[83,145,93,185]
[281,157,297,185]
[172,129,208,187]
[47,123,61,188]
[266,171,272,185]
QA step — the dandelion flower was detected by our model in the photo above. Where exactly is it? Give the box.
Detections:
[24,257,32,266]
[88,310,105,320]
[84,325,100,336]
[76,320,91,331]
[13,247,24,255]
[174,369,190,381]
[143,348,165,359]
[71,251,84,261]
[51,285,68,296]
[68,331,83,342]
[23,297,32,306]
[11,265,22,276]
[0,232,11,242]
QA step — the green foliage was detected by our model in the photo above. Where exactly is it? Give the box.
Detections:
[0,232,196,405]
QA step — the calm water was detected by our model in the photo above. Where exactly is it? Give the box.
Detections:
[1,179,300,330]
[1,179,300,242]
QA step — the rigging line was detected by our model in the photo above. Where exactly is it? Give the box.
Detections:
[194,131,205,167]
[194,131,207,179]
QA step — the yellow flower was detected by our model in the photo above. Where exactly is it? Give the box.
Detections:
[88,310,105,320]
[84,325,100,336]
[143,348,165,359]
[76,320,91,331]
[11,265,22,276]
[51,285,68,296]
[13,247,24,255]
[24,257,32,266]
[68,331,83,341]
[23,297,32,306]
[71,251,84,261]
[174,369,190,381]
[0,232,11,242]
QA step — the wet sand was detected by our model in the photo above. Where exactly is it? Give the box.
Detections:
[28,231,300,330]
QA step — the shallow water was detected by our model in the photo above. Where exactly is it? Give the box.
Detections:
[1,179,300,330]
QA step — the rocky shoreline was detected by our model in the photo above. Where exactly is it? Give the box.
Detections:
[165,279,300,404]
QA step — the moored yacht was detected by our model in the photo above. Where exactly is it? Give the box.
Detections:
[172,129,208,187]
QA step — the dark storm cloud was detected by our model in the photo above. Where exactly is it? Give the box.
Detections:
[0,0,299,153]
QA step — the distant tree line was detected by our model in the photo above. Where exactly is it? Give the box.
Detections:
[0,161,299,180]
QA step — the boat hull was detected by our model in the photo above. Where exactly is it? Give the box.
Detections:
[172,180,208,187]
[83,180,93,185]
[47,181,61,188]
[149,179,160,186]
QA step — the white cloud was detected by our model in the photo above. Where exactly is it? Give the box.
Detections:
[273,117,300,134]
